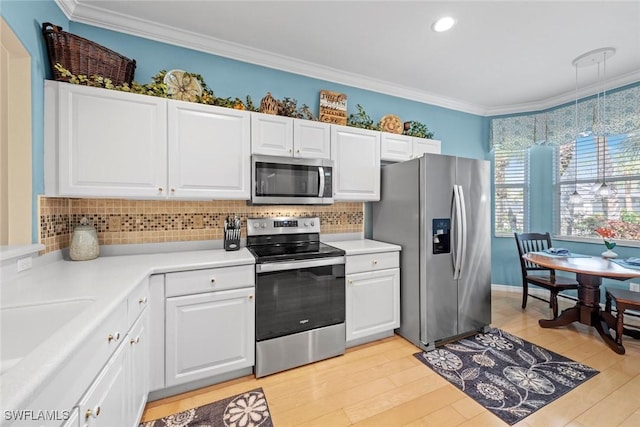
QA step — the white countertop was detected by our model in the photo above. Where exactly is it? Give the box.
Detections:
[0,248,255,415]
[329,239,401,255]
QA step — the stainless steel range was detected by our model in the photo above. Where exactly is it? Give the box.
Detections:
[246,216,346,378]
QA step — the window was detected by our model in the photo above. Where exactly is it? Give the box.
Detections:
[494,148,528,236]
[555,134,640,243]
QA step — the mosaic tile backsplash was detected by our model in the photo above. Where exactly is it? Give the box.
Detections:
[38,197,364,254]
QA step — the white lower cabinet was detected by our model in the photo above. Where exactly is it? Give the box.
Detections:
[344,250,400,346]
[165,287,255,387]
[77,336,128,427]
[128,310,149,425]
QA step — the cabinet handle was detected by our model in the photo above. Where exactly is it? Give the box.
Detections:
[158,187,163,192]
[138,297,147,304]
[130,336,140,345]
[85,406,100,419]
[107,332,120,342]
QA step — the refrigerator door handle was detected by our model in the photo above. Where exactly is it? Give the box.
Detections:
[452,185,463,279]
[458,185,468,277]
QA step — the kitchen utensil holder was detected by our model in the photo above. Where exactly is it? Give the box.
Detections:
[224,229,240,251]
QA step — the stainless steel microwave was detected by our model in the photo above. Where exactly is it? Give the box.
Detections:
[251,154,334,205]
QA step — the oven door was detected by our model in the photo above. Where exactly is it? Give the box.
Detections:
[255,256,345,342]
[252,155,333,205]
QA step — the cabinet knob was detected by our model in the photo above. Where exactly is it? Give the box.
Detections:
[348,280,353,285]
[296,149,300,153]
[138,297,147,304]
[107,332,120,342]
[85,406,100,419]
[289,148,293,153]
[158,187,163,192]
[248,295,254,300]
[170,188,176,193]
[130,336,140,345]
[373,260,378,265]
[210,277,216,284]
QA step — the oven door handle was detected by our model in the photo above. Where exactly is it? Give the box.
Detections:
[256,256,345,273]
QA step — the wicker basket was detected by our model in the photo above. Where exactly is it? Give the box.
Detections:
[42,22,136,86]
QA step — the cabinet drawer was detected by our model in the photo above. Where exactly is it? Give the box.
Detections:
[165,265,255,297]
[346,251,399,274]
[127,279,149,327]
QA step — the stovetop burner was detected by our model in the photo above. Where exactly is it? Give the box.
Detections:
[246,217,344,263]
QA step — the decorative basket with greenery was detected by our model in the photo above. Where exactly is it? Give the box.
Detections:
[403,121,434,139]
[347,104,380,130]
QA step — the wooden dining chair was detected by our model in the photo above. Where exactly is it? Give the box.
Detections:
[604,288,640,349]
[514,232,579,318]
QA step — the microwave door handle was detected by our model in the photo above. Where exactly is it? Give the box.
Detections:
[318,166,325,197]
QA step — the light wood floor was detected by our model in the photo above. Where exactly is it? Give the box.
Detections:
[141,290,640,426]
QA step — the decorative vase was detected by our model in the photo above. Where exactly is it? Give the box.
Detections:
[601,249,618,259]
[70,216,100,261]
[259,92,279,115]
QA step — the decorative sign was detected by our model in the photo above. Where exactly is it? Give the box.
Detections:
[319,90,347,125]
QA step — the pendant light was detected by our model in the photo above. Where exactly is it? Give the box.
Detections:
[572,48,615,198]
[568,61,583,205]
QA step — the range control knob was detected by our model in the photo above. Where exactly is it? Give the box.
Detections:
[310,221,315,226]
[304,221,310,227]
[261,222,267,228]
[253,222,260,228]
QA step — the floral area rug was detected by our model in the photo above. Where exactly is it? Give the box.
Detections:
[140,387,273,427]
[414,328,599,425]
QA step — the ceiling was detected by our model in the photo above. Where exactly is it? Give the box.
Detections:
[57,0,640,116]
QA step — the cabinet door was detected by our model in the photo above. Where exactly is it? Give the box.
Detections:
[168,101,251,199]
[346,268,400,344]
[330,125,381,201]
[56,82,167,198]
[165,287,255,387]
[251,112,294,156]
[78,340,128,427]
[412,138,441,157]
[293,119,331,159]
[128,310,149,426]
[380,132,412,162]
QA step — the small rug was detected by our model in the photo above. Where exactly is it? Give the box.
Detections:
[413,328,599,425]
[140,387,273,427]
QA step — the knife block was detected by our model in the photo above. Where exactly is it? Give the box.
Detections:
[224,229,240,251]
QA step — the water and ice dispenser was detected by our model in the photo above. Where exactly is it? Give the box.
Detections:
[432,218,451,254]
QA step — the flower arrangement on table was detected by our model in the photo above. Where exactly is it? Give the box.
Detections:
[595,227,618,258]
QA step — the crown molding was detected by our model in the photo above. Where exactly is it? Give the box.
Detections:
[485,69,640,116]
[54,0,640,118]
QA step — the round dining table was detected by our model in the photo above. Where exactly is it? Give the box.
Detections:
[522,253,640,354]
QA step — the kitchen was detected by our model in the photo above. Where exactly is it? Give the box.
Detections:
[2,1,640,426]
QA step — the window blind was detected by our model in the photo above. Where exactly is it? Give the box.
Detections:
[555,133,640,241]
[494,149,528,236]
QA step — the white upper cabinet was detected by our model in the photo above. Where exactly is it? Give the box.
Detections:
[251,113,294,156]
[168,100,251,199]
[292,119,331,159]
[45,81,251,200]
[251,113,331,159]
[380,131,441,162]
[45,81,167,198]
[330,125,381,201]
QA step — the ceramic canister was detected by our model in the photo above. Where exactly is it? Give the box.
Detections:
[70,217,100,261]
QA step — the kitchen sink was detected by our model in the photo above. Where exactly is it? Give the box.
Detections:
[0,298,94,374]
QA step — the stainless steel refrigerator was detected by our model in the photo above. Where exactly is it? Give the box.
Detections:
[371,153,491,351]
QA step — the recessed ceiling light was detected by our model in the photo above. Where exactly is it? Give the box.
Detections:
[432,16,455,32]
